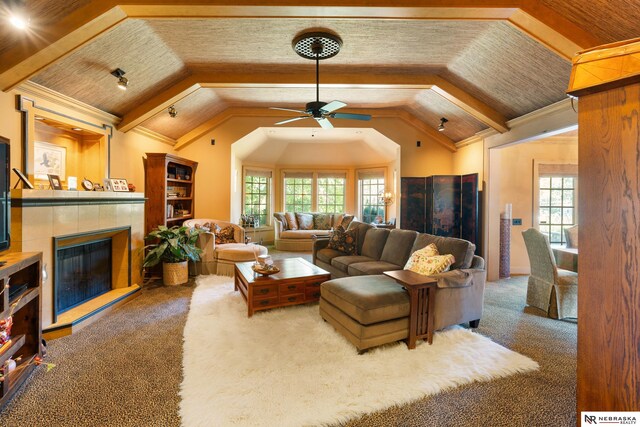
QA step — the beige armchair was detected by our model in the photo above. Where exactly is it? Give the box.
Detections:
[563,225,578,248]
[522,228,577,319]
[183,219,267,276]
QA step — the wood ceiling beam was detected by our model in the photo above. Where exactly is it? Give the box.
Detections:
[117,75,201,132]
[117,72,509,134]
[173,106,458,153]
[0,1,603,92]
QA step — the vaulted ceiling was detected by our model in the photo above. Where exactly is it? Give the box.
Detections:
[0,1,637,149]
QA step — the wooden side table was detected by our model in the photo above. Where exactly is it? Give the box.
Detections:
[383,270,437,348]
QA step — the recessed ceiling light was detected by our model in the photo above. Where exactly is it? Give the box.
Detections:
[72,128,82,131]
[34,116,45,120]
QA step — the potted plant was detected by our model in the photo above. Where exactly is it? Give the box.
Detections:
[143,225,202,285]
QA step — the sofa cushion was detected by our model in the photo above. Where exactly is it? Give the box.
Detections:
[331,255,375,273]
[411,233,475,269]
[321,275,410,325]
[327,226,358,254]
[285,212,298,230]
[348,261,403,276]
[280,229,330,239]
[273,212,287,229]
[331,213,344,228]
[347,221,374,256]
[296,212,314,230]
[380,229,419,266]
[313,213,332,230]
[340,215,355,229]
[360,228,390,260]
[316,248,345,264]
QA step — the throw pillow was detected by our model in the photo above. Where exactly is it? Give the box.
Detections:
[273,212,288,229]
[331,213,345,229]
[284,212,298,230]
[327,226,358,255]
[296,212,314,230]
[404,244,455,276]
[340,215,355,229]
[194,222,211,232]
[215,225,236,244]
[313,213,332,230]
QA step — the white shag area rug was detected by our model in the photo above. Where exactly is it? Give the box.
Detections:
[180,275,539,427]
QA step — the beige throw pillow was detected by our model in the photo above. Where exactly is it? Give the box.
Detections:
[284,212,298,230]
[404,243,455,276]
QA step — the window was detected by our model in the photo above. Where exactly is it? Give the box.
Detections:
[539,176,575,244]
[358,170,385,223]
[284,173,313,212]
[283,171,347,213]
[243,169,271,226]
[317,174,346,213]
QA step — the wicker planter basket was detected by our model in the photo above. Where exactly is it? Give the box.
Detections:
[163,261,188,286]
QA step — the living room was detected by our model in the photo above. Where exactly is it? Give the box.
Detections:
[0,1,638,426]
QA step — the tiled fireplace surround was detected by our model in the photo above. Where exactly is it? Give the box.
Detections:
[11,189,145,333]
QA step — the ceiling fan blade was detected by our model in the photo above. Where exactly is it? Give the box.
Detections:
[320,100,347,114]
[269,107,308,114]
[275,116,311,125]
[330,112,372,121]
[316,117,334,129]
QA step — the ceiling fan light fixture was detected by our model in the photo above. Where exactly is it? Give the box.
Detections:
[111,68,128,90]
[438,117,448,132]
[168,105,177,118]
[292,31,342,60]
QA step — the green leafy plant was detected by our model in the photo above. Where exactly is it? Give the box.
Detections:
[143,225,202,267]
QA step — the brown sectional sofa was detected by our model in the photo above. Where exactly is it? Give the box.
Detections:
[313,220,486,351]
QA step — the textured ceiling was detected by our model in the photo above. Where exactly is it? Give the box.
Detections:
[3,1,636,143]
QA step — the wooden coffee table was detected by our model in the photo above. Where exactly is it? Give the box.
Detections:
[234,257,330,317]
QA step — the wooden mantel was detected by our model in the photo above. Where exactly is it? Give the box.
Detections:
[568,38,640,416]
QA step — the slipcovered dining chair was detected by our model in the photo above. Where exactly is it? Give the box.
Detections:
[521,228,578,319]
[563,225,579,248]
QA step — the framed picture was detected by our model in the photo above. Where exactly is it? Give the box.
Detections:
[109,178,129,192]
[34,141,66,180]
[47,174,63,190]
[103,179,112,191]
[12,168,35,189]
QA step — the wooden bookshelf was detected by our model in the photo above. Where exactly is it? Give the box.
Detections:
[144,153,198,234]
[0,252,42,409]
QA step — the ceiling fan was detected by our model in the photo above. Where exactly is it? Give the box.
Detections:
[270,31,371,129]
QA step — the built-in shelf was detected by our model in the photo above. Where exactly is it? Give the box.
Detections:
[167,178,193,184]
[167,197,192,201]
[167,215,193,222]
[0,335,26,365]
[9,288,39,313]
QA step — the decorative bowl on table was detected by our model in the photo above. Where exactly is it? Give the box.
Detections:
[251,263,280,276]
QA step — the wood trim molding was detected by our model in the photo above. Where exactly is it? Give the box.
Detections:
[173,106,458,152]
[117,72,509,135]
[0,1,603,93]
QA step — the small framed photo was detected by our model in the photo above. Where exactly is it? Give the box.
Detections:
[47,174,63,190]
[109,178,129,192]
[103,179,112,191]
[12,168,35,189]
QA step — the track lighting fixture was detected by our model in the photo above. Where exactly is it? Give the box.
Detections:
[168,105,177,118]
[438,117,448,132]
[110,68,128,90]
[5,0,30,30]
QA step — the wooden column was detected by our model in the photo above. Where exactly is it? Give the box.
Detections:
[568,38,640,416]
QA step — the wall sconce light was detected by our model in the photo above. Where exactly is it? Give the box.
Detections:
[379,191,394,206]
[110,68,128,90]
[438,117,448,132]
[168,105,177,118]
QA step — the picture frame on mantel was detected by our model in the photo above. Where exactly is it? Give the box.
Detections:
[47,174,63,190]
[34,141,66,180]
[110,178,129,192]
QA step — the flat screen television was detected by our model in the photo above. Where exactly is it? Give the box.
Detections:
[0,137,9,251]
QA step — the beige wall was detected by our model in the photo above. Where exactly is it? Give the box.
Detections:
[178,115,455,222]
[497,139,578,274]
[453,142,484,188]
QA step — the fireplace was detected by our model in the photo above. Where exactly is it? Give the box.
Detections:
[56,238,112,314]
[53,226,131,323]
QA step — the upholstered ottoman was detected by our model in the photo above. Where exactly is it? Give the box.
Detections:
[319,275,410,352]
[216,243,268,276]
